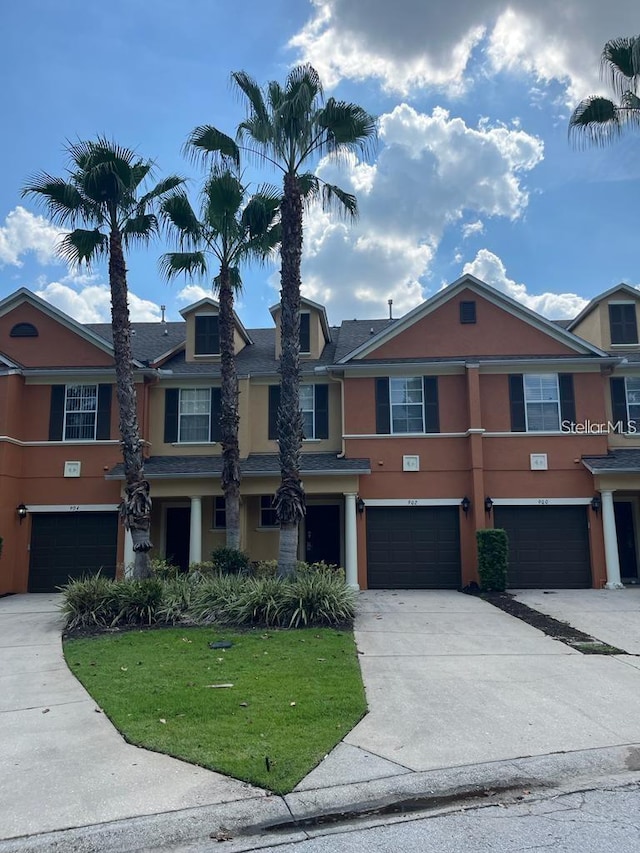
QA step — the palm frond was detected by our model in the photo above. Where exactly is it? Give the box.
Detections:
[232,70,270,124]
[160,192,202,248]
[203,169,245,224]
[138,175,185,207]
[241,190,281,239]
[568,96,622,147]
[320,182,358,219]
[297,172,320,202]
[601,36,640,96]
[123,213,157,247]
[214,265,242,293]
[185,125,240,167]
[59,228,108,266]
[316,99,378,162]
[21,175,87,226]
[159,251,208,281]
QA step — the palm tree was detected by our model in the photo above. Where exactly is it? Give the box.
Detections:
[160,168,280,549]
[186,65,377,576]
[569,36,640,146]
[22,138,184,579]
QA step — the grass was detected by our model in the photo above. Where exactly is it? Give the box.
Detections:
[63,626,366,794]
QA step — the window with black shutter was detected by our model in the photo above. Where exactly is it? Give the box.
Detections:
[268,385,280,440]
[459,301,476,324]
[300,313,311,353]
[194,315,220,354]
[609,303,638,345]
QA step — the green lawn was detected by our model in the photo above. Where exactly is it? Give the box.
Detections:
[63,627,366,793]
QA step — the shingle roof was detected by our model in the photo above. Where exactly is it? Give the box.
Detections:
[333,319,397,362]
[106,452,371,479]
[582,449,640,473]
[87,322,186,364]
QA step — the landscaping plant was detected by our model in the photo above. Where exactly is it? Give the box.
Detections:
[476,528,509,592]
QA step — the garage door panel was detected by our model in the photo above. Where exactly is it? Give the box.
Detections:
[367,507,461,589]
[493,506,590,589]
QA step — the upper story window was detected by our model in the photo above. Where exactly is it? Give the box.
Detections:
[375,376,439,434]
[194,315,220,355]
[213,497,226,529]
[48,383,112,442]
[260,495,278,528]
[459,301,476,324]
[609,303,638,345]
[300,313,311,353]
[610,376,640,433]
[164,387,221,443]
[10,322,38,337]
[268,384,329,440]
[509,373,575,433]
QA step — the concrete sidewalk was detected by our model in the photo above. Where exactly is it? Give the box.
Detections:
[3,589,640,851]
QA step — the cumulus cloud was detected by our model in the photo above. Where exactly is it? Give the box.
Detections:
[176,284,214,305]
[0,206,65,267]
[290,0,639,102]
[462,220,484,239]
[463,249,588,318]
[300,104,543,321]
[36,280,162,323]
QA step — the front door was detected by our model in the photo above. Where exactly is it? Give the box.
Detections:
[614,501,638,581]
[165,507,191,573]
[305,505,341,567]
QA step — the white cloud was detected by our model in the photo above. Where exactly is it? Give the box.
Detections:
[300,105,543,321]
[291,0,639,102]
[176,284,214,305]
[462,220,484,239]
[462,249,588,318]
[0,206,65,267]
[35,281,162,323]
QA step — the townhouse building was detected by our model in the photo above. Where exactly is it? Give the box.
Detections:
[1,274,639,595]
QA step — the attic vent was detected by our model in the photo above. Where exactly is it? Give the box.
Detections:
[460,301,476,324]
[10,322,38,338]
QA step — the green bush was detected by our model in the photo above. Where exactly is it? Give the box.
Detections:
[157,576,201,624]
[477,528,509,592]
[187,560,216,577]
[285,571,356,627]
[253,559,278,578]
[58,574,119,629]
[188,573,246,623]
[149,558,180,581]
[113,579,164,625]
[210,547,252,575]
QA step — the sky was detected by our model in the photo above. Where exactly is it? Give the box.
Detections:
[2,0,640,331]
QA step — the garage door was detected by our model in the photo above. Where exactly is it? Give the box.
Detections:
[493,506,591,589]
[367,507,460,589]
[28,513,118,592]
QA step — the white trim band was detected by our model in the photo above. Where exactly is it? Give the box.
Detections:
[25,504,120,513]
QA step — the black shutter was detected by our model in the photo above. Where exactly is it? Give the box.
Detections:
[195,316,220,354]
[423,376,440,433]
[49,385,65,441]
[375,378,390,434]
[96,384,112,440]
[609,304,638,345]
[164,388,179,443]
[459,301,476,324]
[509,375,526,432]
[210,388,222,442]
[268,385,280,440]
[558,374,575,429]
[300,313,311,353]
[314,384,329,439]
[611,377,629,433]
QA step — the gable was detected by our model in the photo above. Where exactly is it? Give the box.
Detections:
[570,285,640,350]
[361,289,584,360]
[0,303,114,368]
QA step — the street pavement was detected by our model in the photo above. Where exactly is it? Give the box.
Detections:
[2,588,640,852]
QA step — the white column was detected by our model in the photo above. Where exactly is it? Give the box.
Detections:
[344,493,359,590]
[189,496,202,566]
[123,529,134,578]
[601,490,623,589]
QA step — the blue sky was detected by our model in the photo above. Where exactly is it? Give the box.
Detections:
[2,0,640,329]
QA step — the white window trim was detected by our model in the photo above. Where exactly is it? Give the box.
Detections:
[259,496,278,528]
[389,377,425,435]
[178,388,211,444]
[63,384,98,442]
[300,384,315,439]
[523,374,561,433]
[625,376,640,425]
[212,496,226,529]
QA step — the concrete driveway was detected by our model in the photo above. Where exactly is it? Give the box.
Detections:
[513,587,640,654]
[0,594,263,841]
[299,589,640,788]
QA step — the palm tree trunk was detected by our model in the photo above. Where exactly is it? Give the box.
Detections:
[218,266,242,551]
[109,227,152,579]
[275,172,306,577]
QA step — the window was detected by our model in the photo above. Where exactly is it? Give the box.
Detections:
[611,376,640,432]
[609,303,638,345]
[179,388,211,442]
[64,385,98,440]
[375,376,439,434]
[10,322,38,337]
[194,315,220,355]
[523,374,560,431]
[260,496,278,527]
[213,497,226,529]
[300,313,311,353]
[627,378,640,423]
[459,301,476,324]
[268,384,329,440]
[299,384,315,438]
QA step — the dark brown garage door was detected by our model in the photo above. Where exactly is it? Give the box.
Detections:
[367,506,460,589]
[28,512,118,592]
[493,506,591,589]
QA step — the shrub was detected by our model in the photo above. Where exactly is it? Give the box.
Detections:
[295,560,345,580]
[189,574,246,623]
[149,558,180,581]
[58,574,119,629]
[477,528,509,592]
[210,547,252,575]
[253,559,278,578]
[224,577,288,626]
[285,571,356,627]
[113,579,164,625]
[157,576,200,624]
[188,561,216,578]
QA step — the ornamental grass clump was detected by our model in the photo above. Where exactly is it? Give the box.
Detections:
[188,573,246,623]
[285,570,356,627]
[112,578,164,625]
[59,574,119,629]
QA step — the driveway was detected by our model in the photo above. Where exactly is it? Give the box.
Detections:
[0,594,262,841]
[513,587,640,654]
[298,589,640,788]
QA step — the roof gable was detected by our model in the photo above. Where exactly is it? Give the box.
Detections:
[567,283,640,331]
[339,275,608,363]
[179,296,252,345]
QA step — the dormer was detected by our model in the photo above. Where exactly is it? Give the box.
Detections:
[568,283,640,351]
[269,296,332,360]
[179,297,252,362]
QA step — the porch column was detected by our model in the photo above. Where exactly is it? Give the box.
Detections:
[601,490,623,589]
[189,496,202,566]
[344,493,359,590]
[123,529,134,578]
